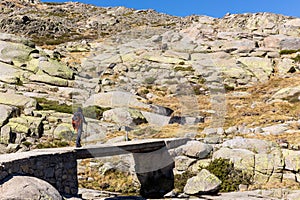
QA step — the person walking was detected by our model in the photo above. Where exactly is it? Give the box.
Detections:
[72,107,87,147]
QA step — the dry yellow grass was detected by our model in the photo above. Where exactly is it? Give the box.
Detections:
[103,73,300,145]
[121,73,300,146]
[225,74,300,128]
[78,159,139,194]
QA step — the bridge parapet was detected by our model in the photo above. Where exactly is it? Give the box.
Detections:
[75,138,190,159]
[0,148,78,195]
[0,138,190,197]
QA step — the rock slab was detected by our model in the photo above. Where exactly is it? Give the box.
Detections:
[184,169,221,195]
[0,175,63,200]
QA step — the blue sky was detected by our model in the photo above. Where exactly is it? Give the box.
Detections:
[43,0,300,18]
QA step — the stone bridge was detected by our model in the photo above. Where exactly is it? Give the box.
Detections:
[0,138,189,198]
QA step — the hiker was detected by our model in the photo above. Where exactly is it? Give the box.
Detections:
[72,107,87,147]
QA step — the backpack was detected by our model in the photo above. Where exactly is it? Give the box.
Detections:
[72,112,82,130]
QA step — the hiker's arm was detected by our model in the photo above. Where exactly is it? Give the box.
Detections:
[82,114,87,124]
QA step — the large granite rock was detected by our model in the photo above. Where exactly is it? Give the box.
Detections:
[270,85,300,102]
[84,91,149,110]
[213,147,255,174]
[181,140,213,159]
[28,71,69,87]
[38,60,74,80]
[282,149,300,172]
[254,151,284,184]
[262,124,289,135]
[0,92,36,115]
[141,111,170,126]
[0,105,18,127]
[237,57,273,82]
[277,58,297,76]
[0,62,22,84]
[0,176,63,200]
[53,123,74,140]
[8,115,44,136]
[174,156,196,171]
[0,40,33,65]
[264,35,300,50]
[221,138,277,154]
[184,169,221,195]
[103,108,147,126]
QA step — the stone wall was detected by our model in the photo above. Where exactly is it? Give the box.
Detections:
[0,148,78,195]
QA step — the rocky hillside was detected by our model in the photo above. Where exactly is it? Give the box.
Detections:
[0,0,300,199]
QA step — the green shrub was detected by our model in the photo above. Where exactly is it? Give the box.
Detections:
[15,78,23,86]
[22,141,32,147]
[192,85,203,95]
[279,49,300,55]
[144,77,156,84]
[224,84,235,91]
[82,106,110,120]
[36,140,69,149]
[205,158,253,192]
[35,98,73,114]
[174,171,196,193]
[132,126,159,137]
[174,66,194,72]
[138,89,150,96]
[292,54,300,63]
[36,99,109,118]
[43,2,64,5]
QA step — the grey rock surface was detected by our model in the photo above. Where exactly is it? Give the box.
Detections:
[0,176,63,200]
[184,169,221,195]
[221,138,277,154]
[181,140,213,159]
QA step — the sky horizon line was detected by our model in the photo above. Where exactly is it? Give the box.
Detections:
[42,0,300,19]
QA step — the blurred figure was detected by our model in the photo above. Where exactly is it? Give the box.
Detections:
[72,107,87,147]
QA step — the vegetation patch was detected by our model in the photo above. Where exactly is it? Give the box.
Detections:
[144,77,156,85]
[36,139,69,149]
[279,49,300,55]
[174,158,252,193]
[79,166,139,195]
[82,106,110,120]
[22,141,32,148]
[132,126,159,138]
[43,2,64,5]
[224,84,235,91]
[174,66,194,72]
[174,171,197,193]
[31,32,97,46]
[205,158,253,192]
[15,78,23,86]
[35,98,73,114]
[292,54,300,63]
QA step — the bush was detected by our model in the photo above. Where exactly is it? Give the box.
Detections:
[205,158,253,192]
[292,54,300,63]
[174,171,196,193]
[35,98,73,114]
[174,66,194,72]
[279,49,300,55]
[144,77,156,84]
[36,140,69,149]
[82,106,110,120]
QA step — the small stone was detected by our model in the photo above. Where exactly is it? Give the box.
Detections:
[204,135,222,144]
[202,127,217,135]
[178,193,189,198]
[164,190,178,198]
[225,126,238,135]
[239,184,248,192]
[87,177,94,182]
